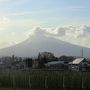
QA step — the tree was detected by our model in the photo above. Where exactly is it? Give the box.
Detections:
[38,53,48,68]
[25,58,32,68]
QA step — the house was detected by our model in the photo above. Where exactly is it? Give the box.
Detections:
[32,59,39,69]
[0,60,5,68]
[69,58,87,71]
[45,61,64,69]
[85,58,90,71]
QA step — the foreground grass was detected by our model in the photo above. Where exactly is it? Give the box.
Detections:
[0,88,41,90]
[0,88,28,90]
[0,69,90,90]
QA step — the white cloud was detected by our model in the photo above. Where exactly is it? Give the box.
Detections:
[9,12,31,16]
[0,16,10,31]
[11,32,16,36]
[15,19,40,27]
[25,27,48,37]
[0,22,90,49]
[0,0,11,3]
[68,6,84,10]
[26,25,90,48]
[0,41,18,49]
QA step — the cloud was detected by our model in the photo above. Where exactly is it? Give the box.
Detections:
[11,32,16,36]
[0,0,6,2]
[0,21,90,49]
[68,6,85,10]
[0,0,25,3]
[9,12,31,16]
[15,19,40,27]
[0,41,18,49]
[0,16,10,31]
[26,25,90,48]
[0,0,12,3]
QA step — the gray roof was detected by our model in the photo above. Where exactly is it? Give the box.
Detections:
[71,58,85,64]
[45,61,64,66]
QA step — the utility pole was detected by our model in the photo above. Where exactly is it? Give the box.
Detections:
[81,47,83,58]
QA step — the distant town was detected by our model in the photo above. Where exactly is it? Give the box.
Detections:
[0,52,90,72]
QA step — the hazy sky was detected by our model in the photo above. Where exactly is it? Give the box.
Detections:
[0,0,90,48]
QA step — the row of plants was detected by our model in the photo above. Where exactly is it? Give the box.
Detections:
[0,69,90,90]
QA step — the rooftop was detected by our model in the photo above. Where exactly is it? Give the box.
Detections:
[71,58,85,64]
[45,61,64,66]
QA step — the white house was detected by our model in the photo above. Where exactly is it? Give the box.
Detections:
[69,58,87,71]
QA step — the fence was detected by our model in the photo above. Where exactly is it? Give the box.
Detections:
[0,69,90,90]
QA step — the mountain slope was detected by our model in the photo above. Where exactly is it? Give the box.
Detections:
[0,34,90,57]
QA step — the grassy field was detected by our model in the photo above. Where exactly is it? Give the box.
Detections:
[0,88,27,90]
[0,69,90,90]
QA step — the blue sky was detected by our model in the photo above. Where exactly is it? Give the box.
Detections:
[0,0,90,48]
[1,0,90,26]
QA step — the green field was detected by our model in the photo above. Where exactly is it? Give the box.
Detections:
[0,69,90,90]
